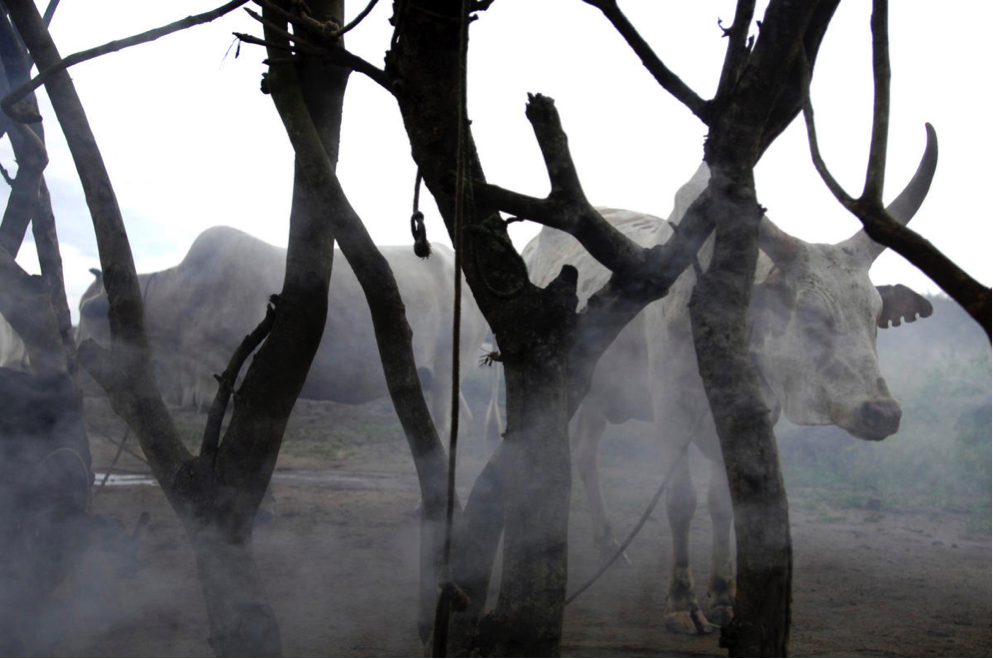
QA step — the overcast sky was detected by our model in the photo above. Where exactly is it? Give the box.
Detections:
[5,0,990,322]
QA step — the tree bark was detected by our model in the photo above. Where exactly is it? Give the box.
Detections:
[259,0,453,642]
[193,528,283,657]
[688,165,791,656]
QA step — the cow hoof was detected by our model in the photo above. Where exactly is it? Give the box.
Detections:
[664,608,713,635]
[708,604,734,627]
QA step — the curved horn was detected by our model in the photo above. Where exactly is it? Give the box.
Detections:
[759,215,803,267]
[842,123,938,265]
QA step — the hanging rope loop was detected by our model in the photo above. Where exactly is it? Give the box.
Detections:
[410,169,432,258]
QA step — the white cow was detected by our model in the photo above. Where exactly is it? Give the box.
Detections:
[77,227,489,439]
[522,129,937,633]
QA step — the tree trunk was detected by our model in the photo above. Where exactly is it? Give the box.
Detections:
[192,526,283,657]
[475,358,571,657]
[688,165,792,656]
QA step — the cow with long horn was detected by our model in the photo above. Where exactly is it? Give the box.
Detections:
[521,125,938,633]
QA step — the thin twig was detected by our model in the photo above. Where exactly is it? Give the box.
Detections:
[1,0,251,123]
[243,7,324,53]
[253,0,336,44]
[41,0,60,26]
[583,0,710,123]
[332,0,379,38]
[246,2,392,92]
[200,301,276,457]
[797,49,853,206]
[234,32,296,54]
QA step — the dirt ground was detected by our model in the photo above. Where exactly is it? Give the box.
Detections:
[42,393,991,657]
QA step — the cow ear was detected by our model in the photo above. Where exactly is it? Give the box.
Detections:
[89,268,102,281]
[877,284,933,328]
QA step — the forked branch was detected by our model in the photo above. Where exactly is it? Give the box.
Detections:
[238,1,392,93]
[799,0,990,338]
[475,93,654,280]
[201,300,277,456]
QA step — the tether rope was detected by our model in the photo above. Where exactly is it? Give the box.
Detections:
[432,0,472,655]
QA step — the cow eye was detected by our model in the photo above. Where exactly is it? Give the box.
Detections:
[796,301,833,334]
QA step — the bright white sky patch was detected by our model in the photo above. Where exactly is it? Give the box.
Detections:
[2,0,989,323]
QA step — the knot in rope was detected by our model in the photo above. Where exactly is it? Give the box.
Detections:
[410,211,431,259]
[410,169,432,259]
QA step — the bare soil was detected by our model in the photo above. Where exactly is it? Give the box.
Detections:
[44,393,991,657]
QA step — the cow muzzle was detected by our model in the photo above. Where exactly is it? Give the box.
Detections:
[851,399,902,440]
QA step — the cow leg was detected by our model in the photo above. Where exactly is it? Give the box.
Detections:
[572,404,631,567]
[707,462,735,626]
[664,445,710,634]
[425,367,453,443]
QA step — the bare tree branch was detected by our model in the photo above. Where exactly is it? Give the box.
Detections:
[799,0,991,339]
[475,94,657,281]
[201,301,276,457]
[332,0,378,38]
[243,6,323,52]
[41,0,59,26]
[1,0,250,123]
[4,0,191,483]
[30,181,75,356]
[254,0,338,43]
[241,2,393,93]
[0,121,47,256]
[713,0,756,107]
[862,0,889,203]
[797,49,853,206]
[583,0,710,123]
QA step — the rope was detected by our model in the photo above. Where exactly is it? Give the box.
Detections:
[564,439,688,606]
[410,169,431,258]
[565,409,706,606]
[36,446,92,508]
[432,0,472,655]
[91,272,155,496]
[93,427,131,496]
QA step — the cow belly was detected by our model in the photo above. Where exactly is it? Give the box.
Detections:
[587,314,654,425]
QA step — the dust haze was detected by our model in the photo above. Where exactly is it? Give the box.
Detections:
[4,295,989,656]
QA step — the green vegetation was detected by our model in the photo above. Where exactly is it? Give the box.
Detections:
[778,295,990,532]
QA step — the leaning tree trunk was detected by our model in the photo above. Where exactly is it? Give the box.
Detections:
[688,164,792,656]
